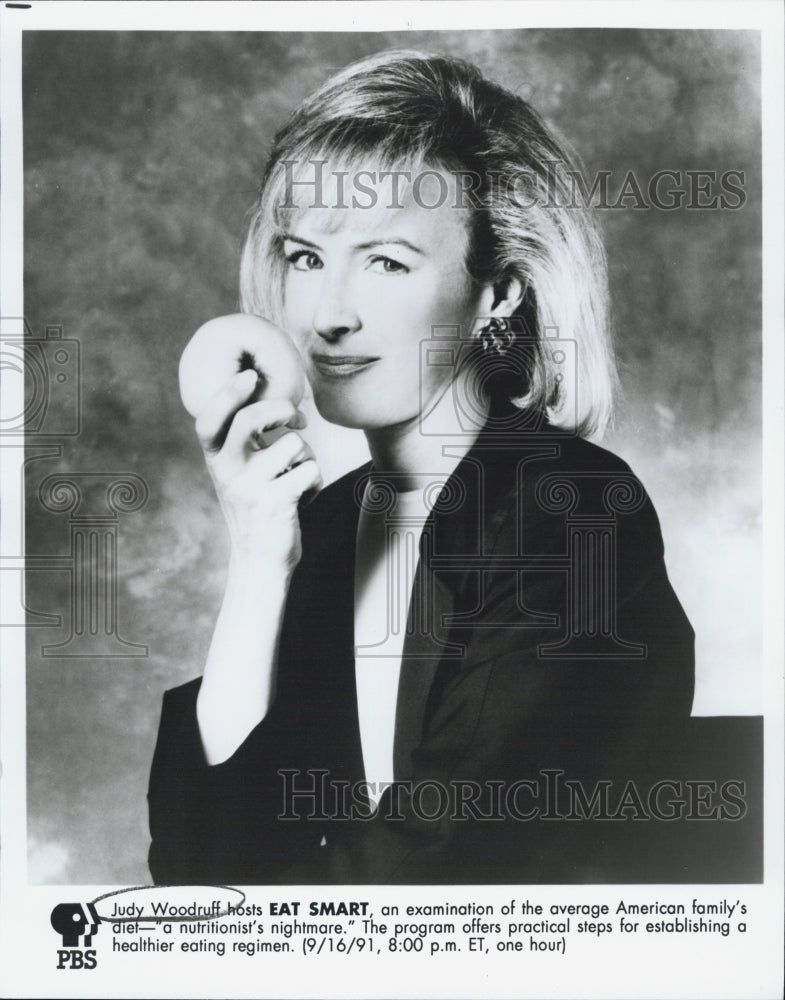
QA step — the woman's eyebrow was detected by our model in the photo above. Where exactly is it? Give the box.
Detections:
[282,233,323,250]
[353,238,424,254]
[282,233,425,255]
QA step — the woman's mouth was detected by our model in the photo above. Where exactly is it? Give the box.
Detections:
[311,354,379,377]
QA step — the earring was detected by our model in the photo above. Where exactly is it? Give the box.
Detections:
[478,317,514,356]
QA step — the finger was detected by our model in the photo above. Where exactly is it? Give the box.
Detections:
[195,369,259,452]
[287,408,308,431]
[275,458,323,502]
[220,398,300,461]
[220,435,316,508]
[253,406,306,449]
[267,431,314,478]
[225,430,311,486]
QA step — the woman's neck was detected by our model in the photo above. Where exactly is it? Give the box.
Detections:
[364,372,490,490]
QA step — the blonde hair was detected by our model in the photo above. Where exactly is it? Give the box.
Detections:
[240,50,616,439]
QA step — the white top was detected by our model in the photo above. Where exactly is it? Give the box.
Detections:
[354,483,433,808]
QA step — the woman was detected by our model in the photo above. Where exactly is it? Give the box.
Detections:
[148,51,694,884]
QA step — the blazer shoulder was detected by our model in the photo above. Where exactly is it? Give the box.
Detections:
[515,430,655,518]
[486,429,664,560]
[536,427,637,476]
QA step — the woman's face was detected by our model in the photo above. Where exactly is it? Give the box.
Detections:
[281,169,490,430]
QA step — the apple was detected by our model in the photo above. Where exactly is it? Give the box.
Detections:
[178,313,306,418]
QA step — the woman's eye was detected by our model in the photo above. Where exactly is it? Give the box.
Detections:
[368,256,409,275]
[286,250,323,271]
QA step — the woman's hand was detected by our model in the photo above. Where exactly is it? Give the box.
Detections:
[192,368,322,765]
[195,368,322,573]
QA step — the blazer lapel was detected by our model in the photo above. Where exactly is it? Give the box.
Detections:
[393,526,458,781]
[392,405,561,781]
[295,465,369,782]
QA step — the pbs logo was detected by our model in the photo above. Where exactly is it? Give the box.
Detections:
[50,902,100,970]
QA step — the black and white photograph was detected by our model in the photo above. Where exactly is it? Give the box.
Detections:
[1,2,782,997]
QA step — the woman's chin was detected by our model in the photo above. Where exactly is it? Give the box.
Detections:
[311,390,401,431]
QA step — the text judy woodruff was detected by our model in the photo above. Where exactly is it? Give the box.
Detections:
[276,770,747,822]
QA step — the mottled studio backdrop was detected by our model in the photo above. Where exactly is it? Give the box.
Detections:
[23,30,761,883]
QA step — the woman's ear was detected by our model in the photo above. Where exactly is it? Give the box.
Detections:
[475,276,526,320]
[489,276,526,317]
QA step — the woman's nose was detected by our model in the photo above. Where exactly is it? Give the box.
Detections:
[311,281,361,342]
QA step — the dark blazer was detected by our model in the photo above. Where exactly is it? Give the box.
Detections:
[148,409,696,884]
